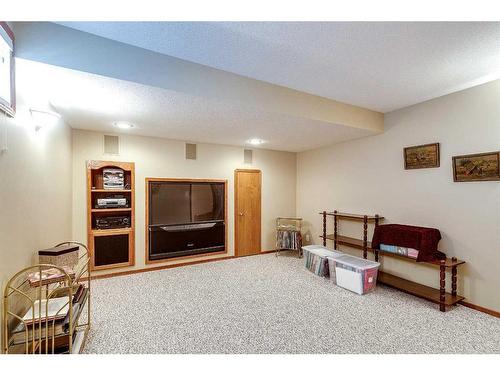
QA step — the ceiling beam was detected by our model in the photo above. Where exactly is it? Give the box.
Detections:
[12,22,383,133]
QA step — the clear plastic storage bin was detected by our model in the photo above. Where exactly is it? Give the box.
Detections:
[302,245,343,277]
[330,254,380,294]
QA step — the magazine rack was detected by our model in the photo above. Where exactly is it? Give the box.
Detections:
[2,241,91,354]
[276,217,303,257]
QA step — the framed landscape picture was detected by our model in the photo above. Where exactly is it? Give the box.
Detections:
[404,143,440,169]
[452,151,500,182]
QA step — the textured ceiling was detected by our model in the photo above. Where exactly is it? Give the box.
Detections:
[17,59,373,152]
[57,22,500,112]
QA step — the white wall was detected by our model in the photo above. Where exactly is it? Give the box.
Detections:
[72,130,297,275]
[0,97,73,337]
[297,80,500,311]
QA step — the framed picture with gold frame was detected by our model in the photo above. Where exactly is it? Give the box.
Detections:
[452,151,500,182]
[404,143,440,170]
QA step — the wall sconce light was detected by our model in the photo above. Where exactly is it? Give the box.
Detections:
[30,108,61,131]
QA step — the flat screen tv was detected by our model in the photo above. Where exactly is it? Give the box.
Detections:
[149,181,225,226]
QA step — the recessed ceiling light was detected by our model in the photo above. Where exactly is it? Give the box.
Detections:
[247,138,265,145]
[113,121,134,129]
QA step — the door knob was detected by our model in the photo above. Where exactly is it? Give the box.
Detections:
[239,212,245,216]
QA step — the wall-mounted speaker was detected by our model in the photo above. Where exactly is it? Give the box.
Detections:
[244,149,253,164]
[186,143,197,160]
[104,135,119,155]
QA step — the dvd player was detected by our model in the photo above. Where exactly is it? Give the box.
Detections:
[96,196,128,208]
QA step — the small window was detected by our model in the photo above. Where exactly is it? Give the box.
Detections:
[0,22,15,117]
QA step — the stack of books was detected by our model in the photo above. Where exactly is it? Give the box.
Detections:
[9,284,89,352]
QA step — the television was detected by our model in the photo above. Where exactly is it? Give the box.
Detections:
[149,181,225,225]
[147,180,226,261]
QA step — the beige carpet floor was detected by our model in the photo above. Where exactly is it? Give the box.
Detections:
[84,253,500,354]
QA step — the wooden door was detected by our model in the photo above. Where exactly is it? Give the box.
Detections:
[235,169,261,256]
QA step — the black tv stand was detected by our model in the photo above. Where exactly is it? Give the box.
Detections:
[148,221,225,260]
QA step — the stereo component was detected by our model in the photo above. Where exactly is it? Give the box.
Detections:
[95,216,131,230]
[96,196,128,208]
[103,168,124,190]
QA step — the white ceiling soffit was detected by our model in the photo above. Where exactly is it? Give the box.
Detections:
[55,21,500,113]
[12,22,383,136]
[16,59,374,152]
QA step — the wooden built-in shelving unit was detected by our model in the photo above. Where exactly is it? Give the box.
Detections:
[87,160,135,271]
[320,210,466,311]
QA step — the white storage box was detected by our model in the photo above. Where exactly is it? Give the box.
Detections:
[331,255,380,294]
[302,245,342,277]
